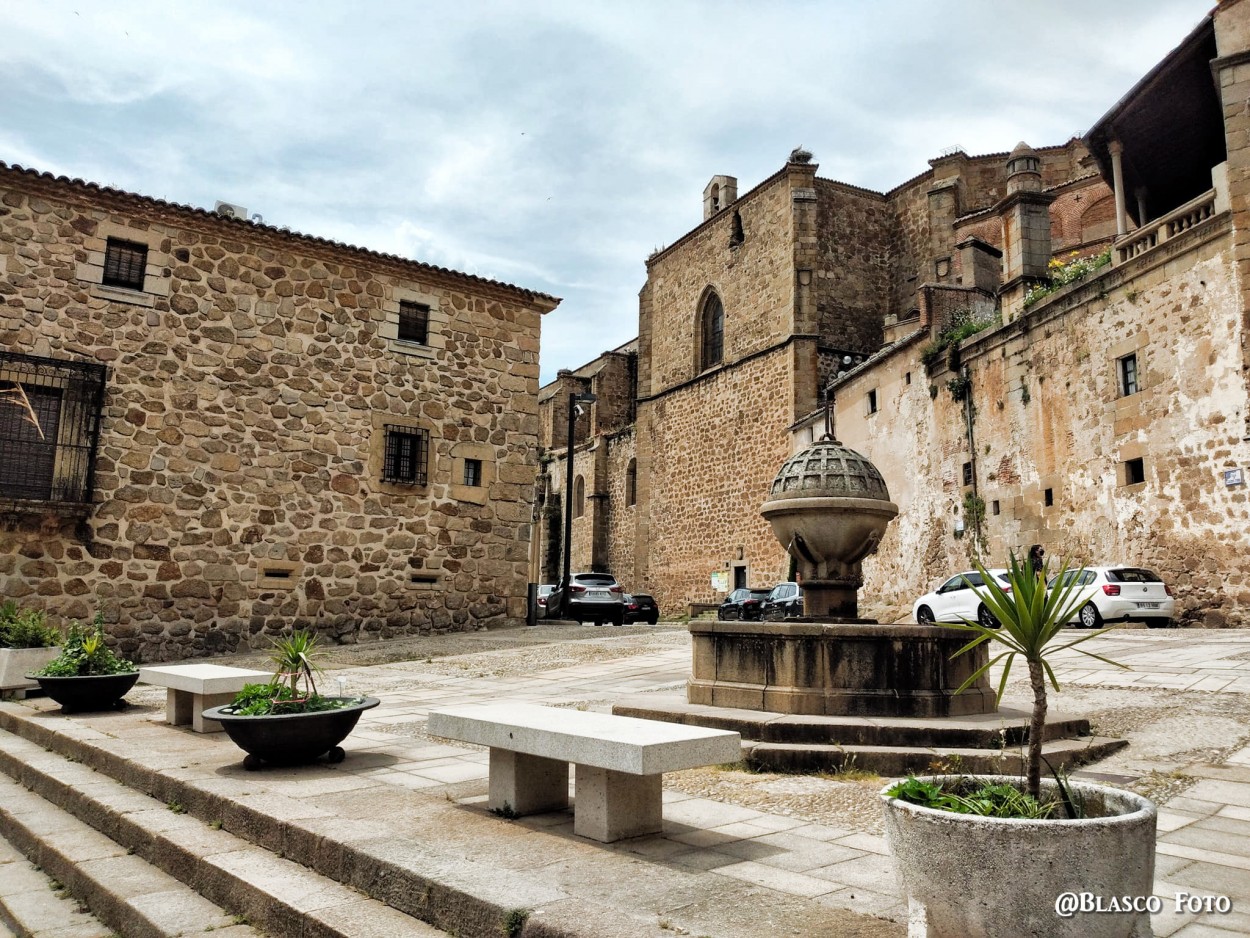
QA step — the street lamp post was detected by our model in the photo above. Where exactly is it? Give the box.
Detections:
[561,390,596,619]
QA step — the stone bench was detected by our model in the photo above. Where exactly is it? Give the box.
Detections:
[139,664,272,733]
[427,702,742,842]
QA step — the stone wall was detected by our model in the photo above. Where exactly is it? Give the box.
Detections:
[0,166,555,659]
[811,180,892,353]
[829,219,1247,625]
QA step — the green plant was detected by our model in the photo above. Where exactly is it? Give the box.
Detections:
[502,907,530,937]
[166,800,185,814]
[946,373,971,402]
[490,802,519,820]
[225,629,354,716]
[0,602,61,649]
[937,552,1128,799]
[209,819,223,830]
[888,775,1055,819]
[921,310,999,375]
[271,629,323,697]
[33,616,136,677]
[1022,249,1112,309]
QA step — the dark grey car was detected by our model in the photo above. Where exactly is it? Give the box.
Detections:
[549,573,625,625]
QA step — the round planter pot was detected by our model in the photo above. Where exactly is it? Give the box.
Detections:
[27,671,140,712]
[203,697,380,769]
[881,775,1156,938]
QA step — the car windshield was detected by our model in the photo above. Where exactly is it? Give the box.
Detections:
[575,574,617,586]
[750,589,770,599]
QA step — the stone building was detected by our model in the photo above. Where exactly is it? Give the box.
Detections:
[536,1,1250,627]
[0,162,558,660]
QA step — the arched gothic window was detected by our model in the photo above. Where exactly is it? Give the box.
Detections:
[625,458,637,506]
[700,292,724,371]
[573,475,585,518]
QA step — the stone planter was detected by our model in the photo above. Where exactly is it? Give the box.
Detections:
[28,671,140,712]
[203,697,380,770]
[881,775,1157,938]
[0,646,60,695]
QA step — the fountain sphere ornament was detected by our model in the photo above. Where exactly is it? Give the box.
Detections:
[759,431,898,620]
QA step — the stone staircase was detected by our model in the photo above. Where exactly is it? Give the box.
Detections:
[0,726,444,938]
[612,697,1128,776]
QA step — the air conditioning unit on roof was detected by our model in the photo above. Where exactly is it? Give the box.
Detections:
[213,200,249,220]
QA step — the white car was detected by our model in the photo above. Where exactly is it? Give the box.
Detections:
[913,569,1012,629]
[1049,566,1176,628]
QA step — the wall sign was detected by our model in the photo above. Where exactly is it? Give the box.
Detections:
[1225,468,1244,487]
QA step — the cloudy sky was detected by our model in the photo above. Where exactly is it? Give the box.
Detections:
[0,0,1213,384]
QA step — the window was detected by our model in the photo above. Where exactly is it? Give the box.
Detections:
[729,210,744,247]
[962,461,973,486]
[991,499,1000,516]
[867,389,878,415]
[398,301,430,345]
[574,475,585,518]
[1119,353,1139,396]
[382,426,429,485]
[626,458,637,506]
[700,292,724,371]
[1044,488,1054,507]
[905,372,912,385]
[0,351,107,508]
[463,458,482,487]
[1124,457,1145,485]
[102,238,148,290]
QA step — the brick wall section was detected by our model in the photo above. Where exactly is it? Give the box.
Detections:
[811,180,892,353]
[0,167,555,659]
[634,350,794,612]
[831,223,1247,626]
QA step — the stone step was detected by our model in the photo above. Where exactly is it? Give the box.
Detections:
[0,772,261,938]
[744,736,1129,776]
[0,702,670,938]
[613,696,1092,747]
[0,728,447,938]
[0,831,115,938]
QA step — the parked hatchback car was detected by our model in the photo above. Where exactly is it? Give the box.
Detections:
[761,582,804,620]
[623,593,660,625]
[717,588,772,621]
[549,573,625,625]
[913,569,1012,629]
[1049,565,1176,628]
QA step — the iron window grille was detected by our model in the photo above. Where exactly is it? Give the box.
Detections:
[398,301,430,345]
[0,351,107,508]
[463,458,482,487]
[102,238,149,290]
[382,426,429,485]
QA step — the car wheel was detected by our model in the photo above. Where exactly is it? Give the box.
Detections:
[1078,602,1102,629]
[977,604,999,629]
[716,608,725,620]
[647,614,658,625]
[916,605,935,626]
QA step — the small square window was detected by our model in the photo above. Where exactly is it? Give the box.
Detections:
[1044,488,1054,507]
[867,389,878,415]
[1124,457,1145,485]
[962,461,973,486]
[463,458,482,487]
[398,301,430,345]
[103,238,148,290]
[905,372,912,385]
[991,500,1000,516]
[1119,353,1139,396]
[382,426,428,485]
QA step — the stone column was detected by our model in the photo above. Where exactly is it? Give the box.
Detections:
[1109,140,1128,236]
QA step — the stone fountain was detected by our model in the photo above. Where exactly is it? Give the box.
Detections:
[614,422,1120,776]
[685,432,996,718]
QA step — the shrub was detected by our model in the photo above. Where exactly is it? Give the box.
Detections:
[0,602,61,649]
[34,616,135,676]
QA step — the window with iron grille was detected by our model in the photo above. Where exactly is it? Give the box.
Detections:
[382,426,429,485]
[463,458,482,487]
[398,301,430,345]
[102,238,149,290]
[1119,353,1139,397]
[0,351,107,508]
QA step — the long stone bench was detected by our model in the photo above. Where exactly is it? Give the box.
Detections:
[139,664,271,733]
[427,702,742,842]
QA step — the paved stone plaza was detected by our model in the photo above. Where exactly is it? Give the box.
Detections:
[2,624,1249,936]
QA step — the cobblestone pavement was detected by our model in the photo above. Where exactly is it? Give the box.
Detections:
[120,622,1250,936]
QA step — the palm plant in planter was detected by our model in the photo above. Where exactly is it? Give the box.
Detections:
[880,553,1158,938]
[0,602,63,696]
[203,630,378,770]
[28,615,139,711]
